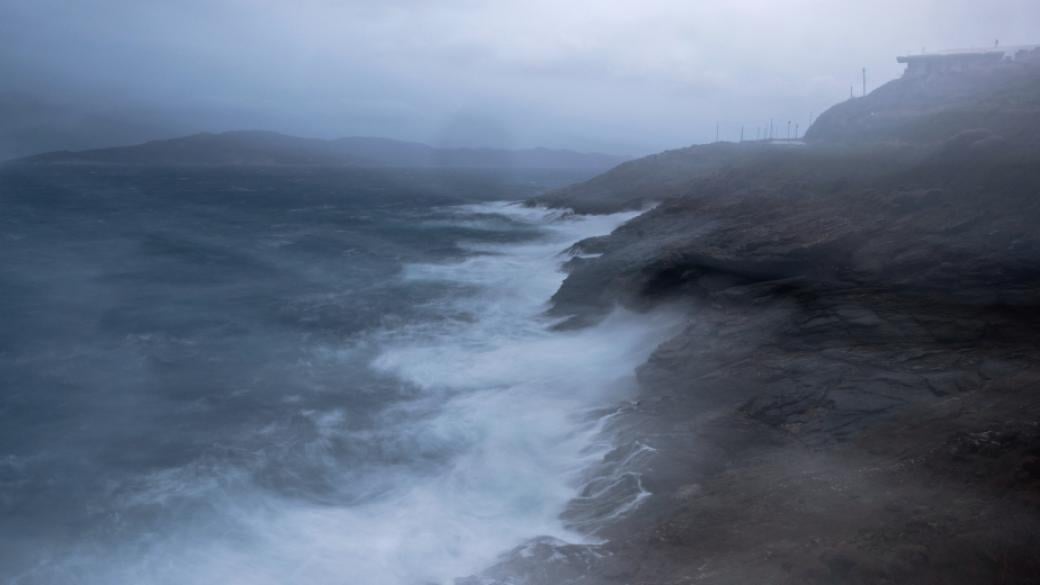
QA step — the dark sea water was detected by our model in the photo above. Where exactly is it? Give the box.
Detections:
[0,166,672,584]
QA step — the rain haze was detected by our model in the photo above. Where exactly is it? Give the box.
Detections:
[3,0,1040,155]
[5,2,1040,585]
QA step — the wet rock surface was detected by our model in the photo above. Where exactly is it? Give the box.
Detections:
[476,246,1040,584]
[470,60,1040,584]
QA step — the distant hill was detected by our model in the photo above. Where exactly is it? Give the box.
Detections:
[12,130,629,170]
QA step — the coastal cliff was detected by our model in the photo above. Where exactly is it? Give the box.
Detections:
[487,49,1040,584]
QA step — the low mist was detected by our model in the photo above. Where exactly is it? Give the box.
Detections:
[3,0,1039,157]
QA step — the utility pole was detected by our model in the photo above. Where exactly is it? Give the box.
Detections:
[850,85,854,100]
[715,122,720,142]
[740,126,744,142]
[862,67,867,97]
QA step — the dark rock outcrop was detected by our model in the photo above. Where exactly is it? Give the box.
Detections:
[480,50,1040,585]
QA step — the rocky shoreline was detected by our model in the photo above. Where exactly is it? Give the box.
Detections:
[470,50,1040,584]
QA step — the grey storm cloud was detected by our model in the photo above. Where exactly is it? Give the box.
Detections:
[3,0,1040,154]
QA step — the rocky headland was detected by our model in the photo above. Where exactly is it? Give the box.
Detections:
[479,48,1040,584]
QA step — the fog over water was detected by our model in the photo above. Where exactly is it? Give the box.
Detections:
[3,1,1040,154]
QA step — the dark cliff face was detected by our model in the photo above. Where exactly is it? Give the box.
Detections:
[550,149,1040,325]
[490,49,1040,585]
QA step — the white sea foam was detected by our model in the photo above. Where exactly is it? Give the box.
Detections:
[24,202,676,585]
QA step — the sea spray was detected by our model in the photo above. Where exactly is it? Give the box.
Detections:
[362,203,681,582]
[9,201,678,585]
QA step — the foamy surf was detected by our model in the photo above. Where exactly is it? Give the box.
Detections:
[361,202,680,583]
[13,202,677,585]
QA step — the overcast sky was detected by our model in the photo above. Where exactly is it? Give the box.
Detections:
[3,0,1040,154]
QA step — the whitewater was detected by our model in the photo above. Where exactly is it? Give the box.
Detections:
[7,201,676,585]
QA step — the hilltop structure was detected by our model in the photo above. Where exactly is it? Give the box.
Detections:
[802,43,1040,145]
[897,44,1040,77]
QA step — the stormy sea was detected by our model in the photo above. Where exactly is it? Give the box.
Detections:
[0,166,673,585]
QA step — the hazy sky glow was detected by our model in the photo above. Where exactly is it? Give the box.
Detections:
[3,0,1040,153]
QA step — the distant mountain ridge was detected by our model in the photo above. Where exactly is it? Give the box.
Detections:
[12,130,628,170]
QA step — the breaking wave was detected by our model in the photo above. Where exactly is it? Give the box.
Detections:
[13,203,676,585]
